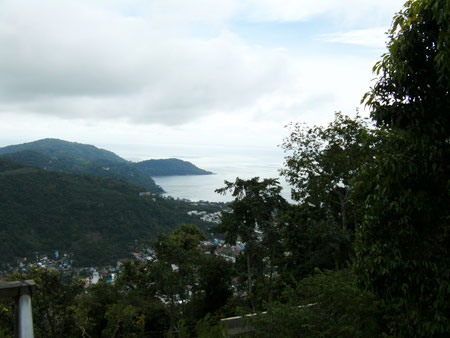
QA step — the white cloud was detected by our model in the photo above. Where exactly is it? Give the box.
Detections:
[319,27,389,48]
[0,0,405,155]
[0,1,294,125]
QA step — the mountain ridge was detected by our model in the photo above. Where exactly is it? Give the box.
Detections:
[0,138,126,163]
[0,139,213,192]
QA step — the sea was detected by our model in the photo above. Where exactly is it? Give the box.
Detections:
[112,143,293,203]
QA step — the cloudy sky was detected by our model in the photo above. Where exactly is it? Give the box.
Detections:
[0,0,405,160]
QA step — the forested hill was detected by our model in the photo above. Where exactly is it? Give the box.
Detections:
[0,149,164,193]
[0,138,126,163]
[0,139,213,192]
[136,158,213,176]
[0,158,215,266]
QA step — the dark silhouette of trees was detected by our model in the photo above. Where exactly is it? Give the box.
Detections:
[355,0,450,335]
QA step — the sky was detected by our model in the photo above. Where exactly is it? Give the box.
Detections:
[0,0,406,161]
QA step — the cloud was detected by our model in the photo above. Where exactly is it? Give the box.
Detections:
[0,1,151,99]
[0,0,296,125]
[319,27,389,49]
[0,0,403,127]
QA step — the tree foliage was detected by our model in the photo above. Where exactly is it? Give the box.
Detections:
[281,112,374,231]
[363,0,449,137]
[279,205,353,279]
[356,0,450,335]
[215,177,286,245]
[215,177,286,310]
[251,269,382,338]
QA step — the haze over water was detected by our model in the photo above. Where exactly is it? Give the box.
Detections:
[111,143,293,202]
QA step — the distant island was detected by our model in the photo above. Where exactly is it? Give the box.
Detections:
[0,138,213,193]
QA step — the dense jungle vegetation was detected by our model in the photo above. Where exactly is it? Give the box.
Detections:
[0,159,217,267]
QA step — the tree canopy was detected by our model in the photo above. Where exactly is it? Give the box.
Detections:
[363,0,449,137]
[215,177,286,310]
[281,112,374,231]
[356,0,450,335]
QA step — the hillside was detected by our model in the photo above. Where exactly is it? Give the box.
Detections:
[0,159,216,266]
[136,158,213,176]
[0,139,213,193]
[0,149,163,193]
[0,138,126,163]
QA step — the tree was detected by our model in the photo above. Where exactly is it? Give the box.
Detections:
[152,224,206,330]
[101,303,145,338]
[355,0,450,335]
[278,204,353,279]
[109,261,170,336]
[250,269,383,338]
[281,112,374,231]
[363,0,449,138]
[279,112,373,280]
[75,281,121,337]
[215,177,286,310]
[187,254,233,322]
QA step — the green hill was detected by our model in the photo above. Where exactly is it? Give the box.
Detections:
[136,158,213,176]
[0,138,126,163]
[0,149,163,193]
[0,139,213,193]
[0,159,215,267]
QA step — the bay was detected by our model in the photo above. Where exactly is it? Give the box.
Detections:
[108,143,294,202]
[147,145,293,202]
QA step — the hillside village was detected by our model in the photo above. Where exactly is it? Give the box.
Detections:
[0,234,248,292]
[0,203,241,288]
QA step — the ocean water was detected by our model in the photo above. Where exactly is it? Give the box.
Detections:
[119,144,293,202]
